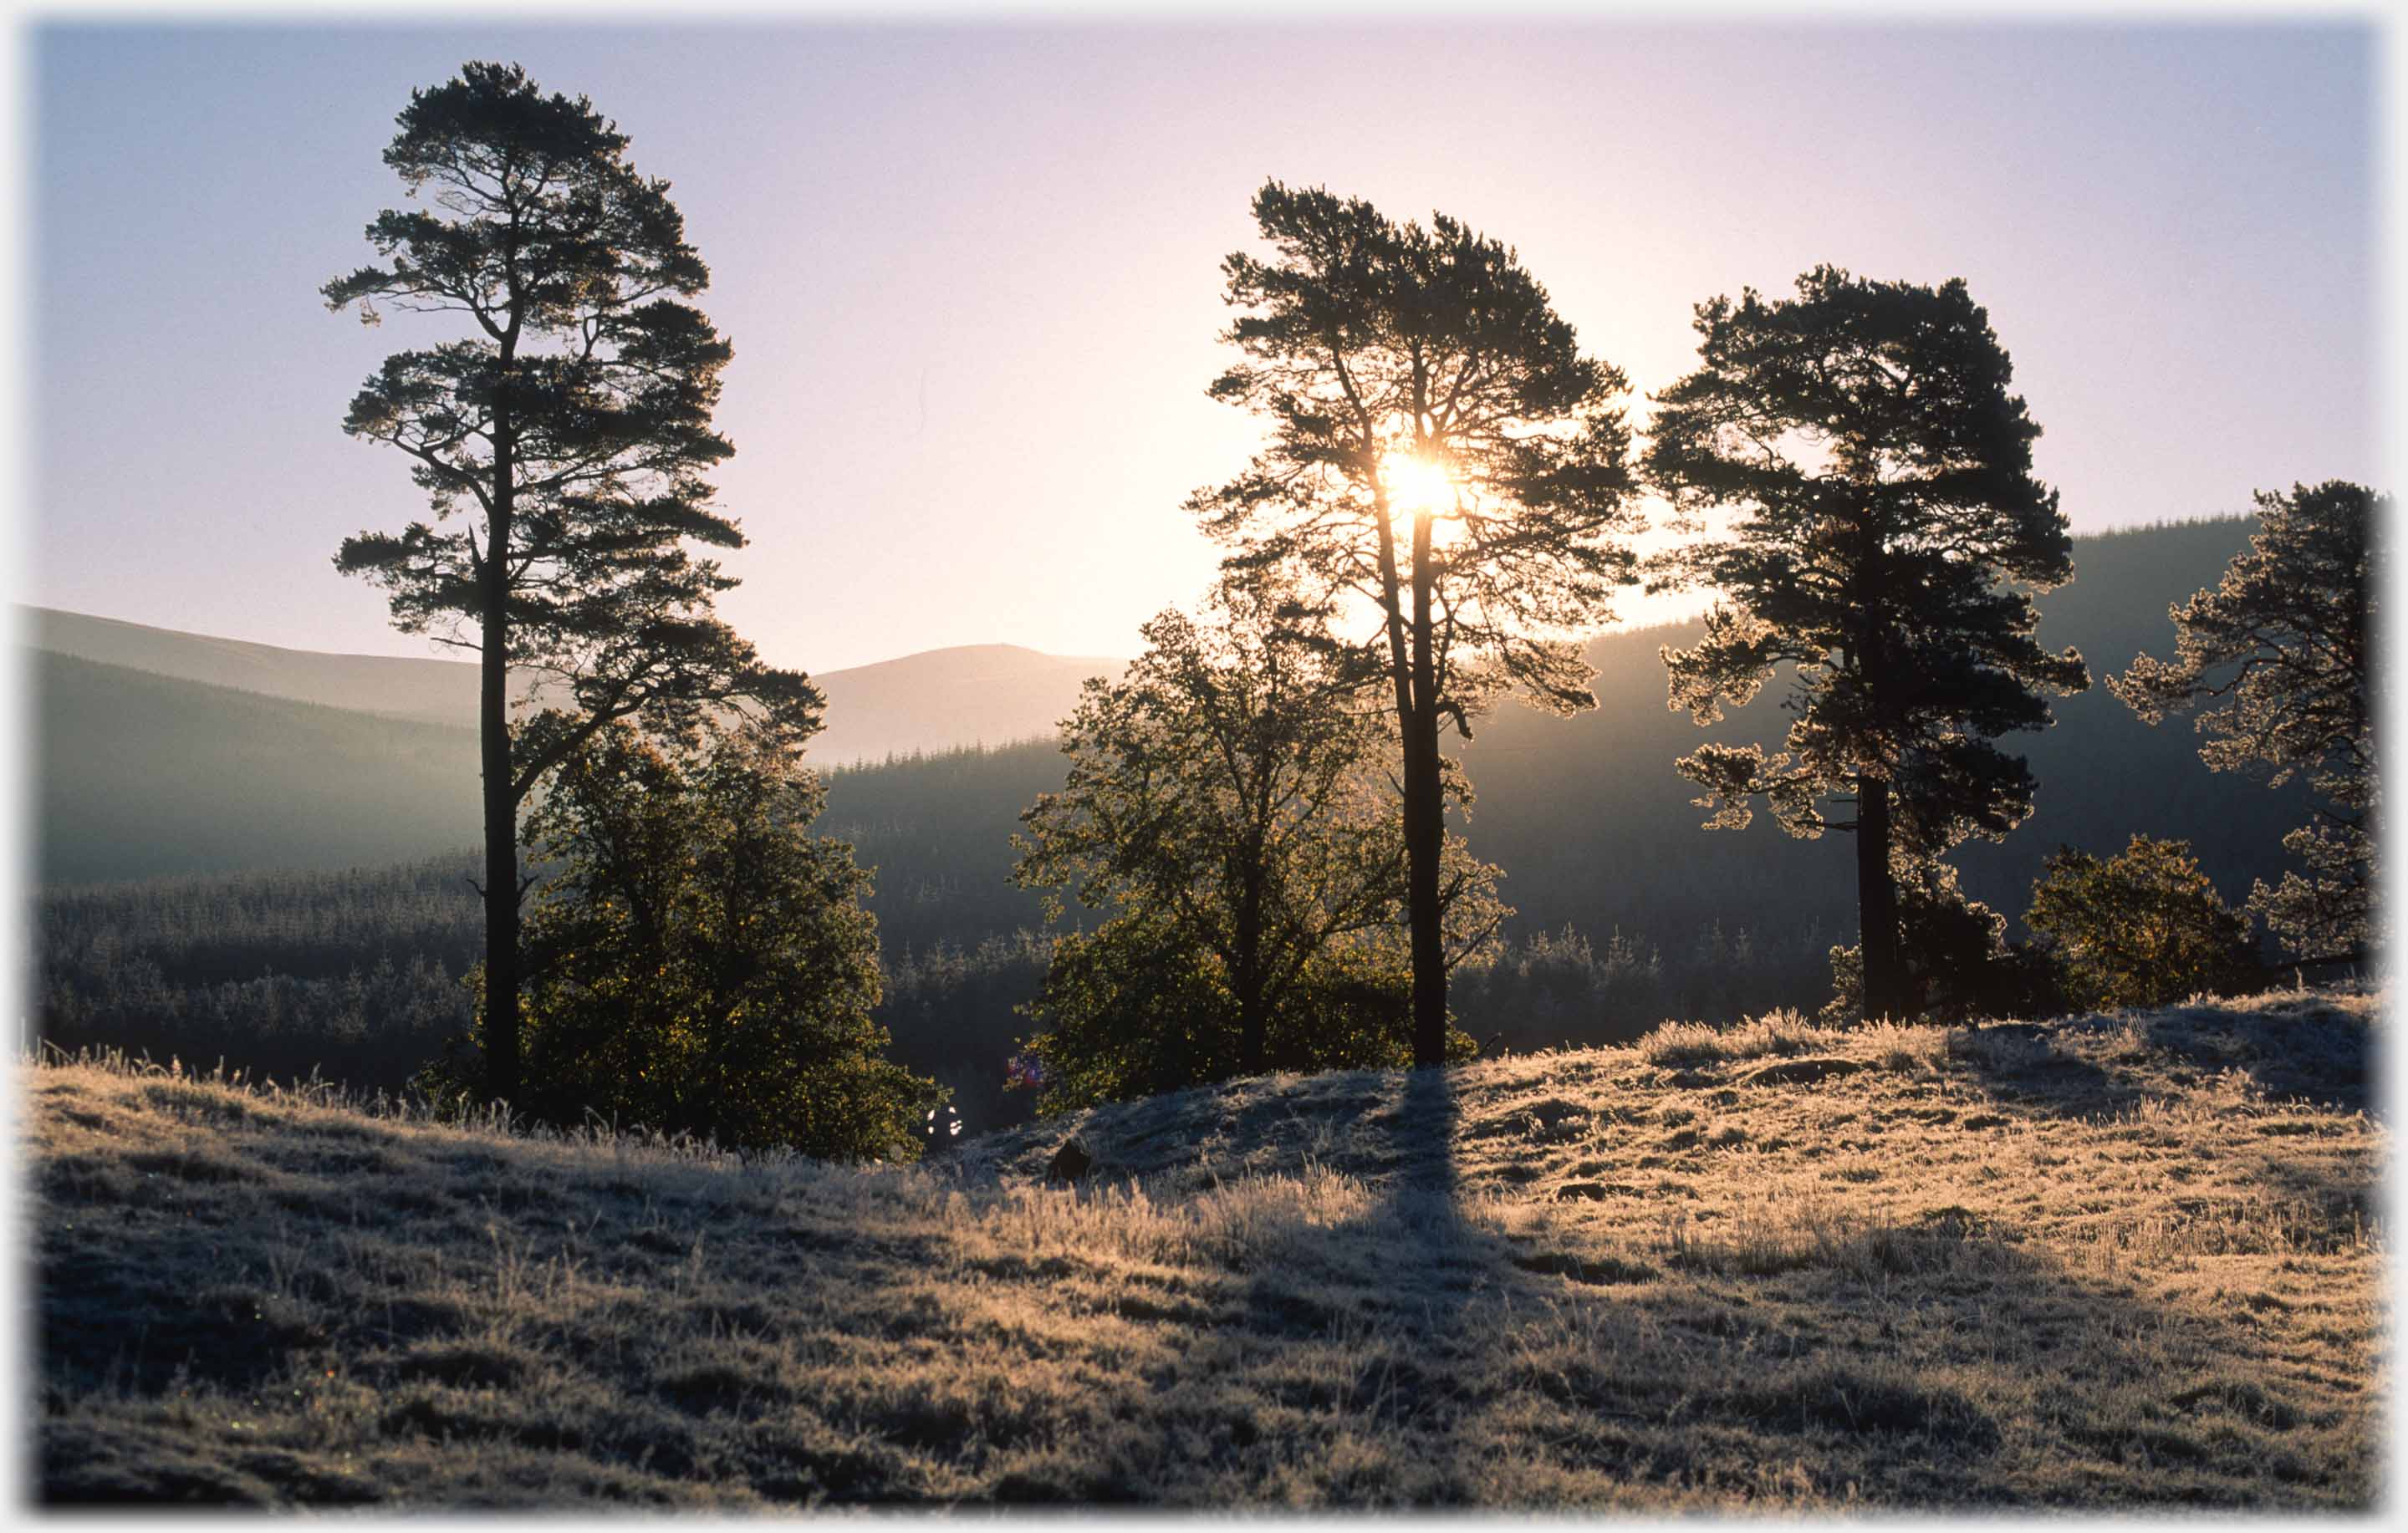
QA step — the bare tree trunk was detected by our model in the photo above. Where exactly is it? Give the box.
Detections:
[1406,512,1447,1067]
[1404,703,1447,1067]
[1855,772,1901,1021]
[480,635,521,1103]
[480,380,522,1105]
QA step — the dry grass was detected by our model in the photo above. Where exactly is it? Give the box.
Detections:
[26,987,2385,1509]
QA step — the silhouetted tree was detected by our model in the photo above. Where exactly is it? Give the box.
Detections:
[2025,835,2261,1011]
[446,721,940,1159]
[325,63,818,1101]
[1191,181,1641,1065]
[1645,266,2089,1019]
[2112,482,2381,960]
[1013,575,1500,1108]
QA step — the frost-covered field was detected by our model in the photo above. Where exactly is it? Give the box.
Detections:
[29,989,2383,1507]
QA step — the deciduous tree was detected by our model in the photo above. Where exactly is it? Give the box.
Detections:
[473,721,939,1159]
[1013,576,1500,1108]
[1191,182,1640,1065]
[2025,835,2261,1011]
[1645,266,2089,1019]
[2111,481,2381,960]
[326,63,818,1101]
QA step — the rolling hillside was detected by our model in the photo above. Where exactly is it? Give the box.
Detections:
[25,608,490,726]
[24,606,1120,769]
[28,517,2309,961]
[801,644,1121,763]
[31,987,2380,1507]
[31,653,482,884]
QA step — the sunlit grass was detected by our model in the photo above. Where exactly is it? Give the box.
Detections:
[29,986,2382,1508]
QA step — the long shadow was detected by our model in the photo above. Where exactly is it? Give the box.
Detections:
[1080,1032,2380,1507]
[1942,1021,2142,1120]
[1232,1064,1477,1346]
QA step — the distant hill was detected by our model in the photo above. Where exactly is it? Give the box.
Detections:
[804,644,1120,764]
[25,608,489,727]
[31,652,481,884]
[29,517,2307,960]
[23,607,1118,766]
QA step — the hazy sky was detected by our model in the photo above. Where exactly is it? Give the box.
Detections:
[28,20,2378,674]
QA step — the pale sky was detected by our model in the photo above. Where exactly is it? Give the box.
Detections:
[27,19,2380,674]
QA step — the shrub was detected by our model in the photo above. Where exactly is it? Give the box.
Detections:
[2026,834,2263,1011]
[1017,911,1474,1114]
[1826,860,2063,1023]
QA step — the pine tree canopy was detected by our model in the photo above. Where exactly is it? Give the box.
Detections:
[326,60,819,794]
[1190,181,1644,720]
[1646,266,2090,859]
[2112,480,2382,957]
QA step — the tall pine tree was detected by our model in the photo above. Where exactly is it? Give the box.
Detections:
[1190,182,1641,1066]
[326,63,818,1101]
[1645,267,2089,1019]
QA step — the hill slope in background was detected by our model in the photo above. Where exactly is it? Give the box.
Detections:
[30,517,2306,961]
[31,989,2380,1507]
[1465,514,2310,943]
[23,605,1120,767]
[24,608,488,726]
[31,653,482,884]
[802,644,1120,763]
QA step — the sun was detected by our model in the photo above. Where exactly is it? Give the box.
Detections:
[1380,448,1462,527]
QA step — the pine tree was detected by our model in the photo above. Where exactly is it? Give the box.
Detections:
[325,63,818,1101]
[1190,181,1641,1065]
[1645,266,2089,1019]
[2112,481,2381,960]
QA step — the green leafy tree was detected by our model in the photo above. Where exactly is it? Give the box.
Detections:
[1645,266,2089,1020]
[2112,482,2382,960]
[326,62,818,1104]
[1013,576,1498,1111]
[452,721,939,1159]
[2026,835,2262,1011]
[1190,181,1642,1066]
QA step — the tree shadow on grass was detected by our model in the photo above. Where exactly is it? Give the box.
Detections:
[1942,1021,2141,1120]
[1036,1050,2380,1507]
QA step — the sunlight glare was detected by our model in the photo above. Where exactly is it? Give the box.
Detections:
[1380,449,1467,548]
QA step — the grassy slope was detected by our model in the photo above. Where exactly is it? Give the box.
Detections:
[31,989,2381,1509]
